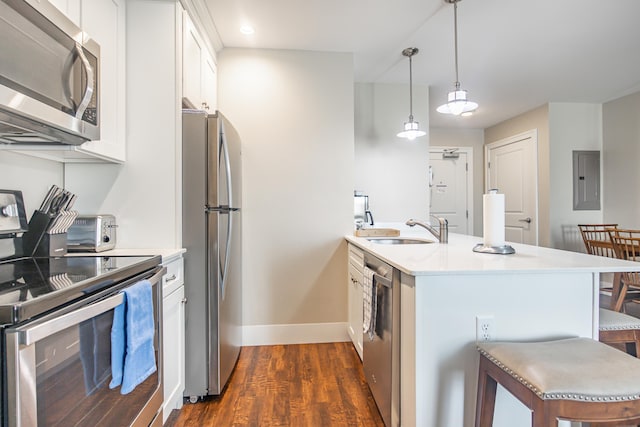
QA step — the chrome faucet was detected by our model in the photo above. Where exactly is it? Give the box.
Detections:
[406,215,448,243]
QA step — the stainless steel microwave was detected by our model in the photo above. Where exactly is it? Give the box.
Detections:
[0,0,100,145]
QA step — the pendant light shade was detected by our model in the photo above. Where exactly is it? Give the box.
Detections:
[397,47,426,140]
[437,0,478,116]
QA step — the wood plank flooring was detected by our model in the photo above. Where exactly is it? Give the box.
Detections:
[166,342,384,426]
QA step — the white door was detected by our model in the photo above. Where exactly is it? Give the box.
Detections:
[429,148,473,235]
[485,130,538,245]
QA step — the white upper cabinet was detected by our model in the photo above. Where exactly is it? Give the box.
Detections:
[77,0,126,162]
[47,0,80,25]
[201,51,217,112]
[182,12,203,109]
[182,11,217,112]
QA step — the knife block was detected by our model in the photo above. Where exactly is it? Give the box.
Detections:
[34,233,68,257]
[21,211,68,257]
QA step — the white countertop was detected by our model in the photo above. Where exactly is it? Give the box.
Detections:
[346,231,640,276]
[66,248,185,264]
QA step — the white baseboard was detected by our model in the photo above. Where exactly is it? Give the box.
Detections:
[242,322,350,346]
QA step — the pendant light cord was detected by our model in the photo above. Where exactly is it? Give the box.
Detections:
[453,0,460,90]
[409,53,414,121]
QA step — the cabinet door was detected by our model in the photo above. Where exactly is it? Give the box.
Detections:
[348,264,364,360]
[163,285,185,422]
[182,11,203,109]
[201,52,217,112]
[348,244,364,361]
[79,0,126,162]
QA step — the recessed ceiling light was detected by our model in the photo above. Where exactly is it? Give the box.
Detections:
[240,25,254,35]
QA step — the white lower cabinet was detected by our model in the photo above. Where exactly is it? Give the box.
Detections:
[347,244,364,360]
[162,257,185,422]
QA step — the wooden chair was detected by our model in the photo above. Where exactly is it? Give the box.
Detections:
[475,338,640,427]
[577,225,640,356]
[578,223,618,256]
[577,224,632,311]
[609,229,640,311]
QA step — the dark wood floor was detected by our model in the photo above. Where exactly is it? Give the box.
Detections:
[165,342,384,426]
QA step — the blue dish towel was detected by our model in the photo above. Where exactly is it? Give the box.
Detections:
[109,279,157,395]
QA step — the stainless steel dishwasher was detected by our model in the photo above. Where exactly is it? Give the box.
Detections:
[363,252,400,427]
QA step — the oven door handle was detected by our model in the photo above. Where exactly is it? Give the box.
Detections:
[18,267,166,346]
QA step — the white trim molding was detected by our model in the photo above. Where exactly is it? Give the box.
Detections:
[242,322,350,346]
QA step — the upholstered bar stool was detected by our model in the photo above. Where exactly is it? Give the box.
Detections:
[475,338,640,427]
[600,307,640,356]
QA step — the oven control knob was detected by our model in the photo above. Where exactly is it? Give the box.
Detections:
[103,235,110,243]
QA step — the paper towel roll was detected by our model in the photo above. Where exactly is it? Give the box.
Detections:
[483,191,505,247]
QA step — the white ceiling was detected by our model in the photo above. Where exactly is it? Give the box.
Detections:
[196,0,640,129]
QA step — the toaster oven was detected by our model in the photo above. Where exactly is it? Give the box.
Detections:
[67,215,116,252]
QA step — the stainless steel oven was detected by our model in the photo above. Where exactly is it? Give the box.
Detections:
[0,0,100,145]
[0,256,164,427]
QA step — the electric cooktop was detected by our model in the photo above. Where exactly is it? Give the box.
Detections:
[0,255,161,325]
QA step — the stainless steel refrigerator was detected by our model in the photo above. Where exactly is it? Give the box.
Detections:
[182,110,242,400]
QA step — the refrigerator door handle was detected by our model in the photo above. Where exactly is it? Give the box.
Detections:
[220,121,234,208]
[220,210,232,298]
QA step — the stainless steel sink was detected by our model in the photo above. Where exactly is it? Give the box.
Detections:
[366,237,434,245]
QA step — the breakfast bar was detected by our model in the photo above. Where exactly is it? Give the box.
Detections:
[346,232,640,427]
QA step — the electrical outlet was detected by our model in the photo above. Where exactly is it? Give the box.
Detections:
[476,315,495,342]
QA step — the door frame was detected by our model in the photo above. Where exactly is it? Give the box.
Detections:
[484,129,539,245]
[429,146,474,235]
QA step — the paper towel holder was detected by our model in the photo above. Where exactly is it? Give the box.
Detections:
[474,188,515,254]
[473,243,515,254]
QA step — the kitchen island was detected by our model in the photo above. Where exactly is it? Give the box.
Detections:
[346,232,640,427]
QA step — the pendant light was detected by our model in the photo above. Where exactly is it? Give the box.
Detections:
[437,0,478,116]
[397,47,426,140]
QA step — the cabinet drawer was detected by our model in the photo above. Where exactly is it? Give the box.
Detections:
[348,244,364,273]
[163,257,184,297]
[348,261,363,286]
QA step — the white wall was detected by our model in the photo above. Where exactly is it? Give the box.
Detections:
[429,128,484,236]
[548,103,603,251]
[603,90,640,228]
[218,48,354,342]
[0,152,62,216]
[64,0,181,249]
[354,83,429,223]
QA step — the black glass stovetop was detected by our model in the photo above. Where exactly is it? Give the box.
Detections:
[0,255,160,325]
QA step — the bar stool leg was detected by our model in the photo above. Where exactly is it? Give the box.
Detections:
[531,400,551,427]
[612,277,628,312]
[475,357,497,427]
[610,272,623,311]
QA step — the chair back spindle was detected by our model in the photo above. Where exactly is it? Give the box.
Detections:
[578,224,618,258]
